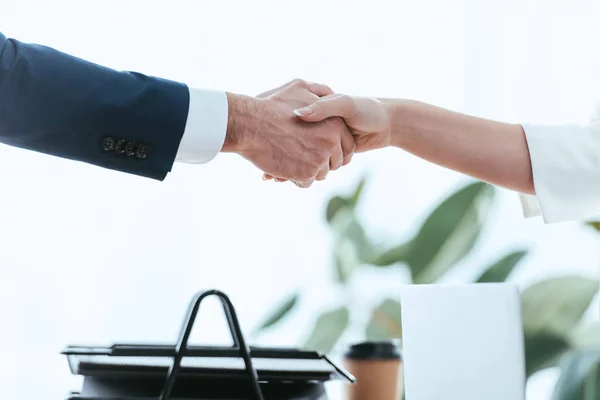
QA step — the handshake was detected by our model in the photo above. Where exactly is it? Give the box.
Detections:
[222,78,534,201]
[223,79,391,188]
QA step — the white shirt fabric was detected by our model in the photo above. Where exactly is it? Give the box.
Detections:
[175,88,228,164]
[520,105,600,223]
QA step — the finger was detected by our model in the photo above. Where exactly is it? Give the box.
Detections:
[293,94,357,122]
[340,130,356,166]
[306,82,334,97]
[315,167,330,181]
[263,174,288,183]
[329,145,344,171]
[295,180,314,188]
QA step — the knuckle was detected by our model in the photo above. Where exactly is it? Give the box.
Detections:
[317,129,337,147]
[299,165,317,181]
[348,140,357,154]
[322,134,337,149]
[321,85,333,95]
[328,116,345,128]
[313,154,328,172]
[316,154,328,170]
[329,144,340,155]
[340,94,355,108]
[342,133,356,151]
[339,94,357,115]
[291,78,307,88]
[339,94,353,102]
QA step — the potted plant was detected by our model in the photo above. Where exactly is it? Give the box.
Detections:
[255,179,600,399]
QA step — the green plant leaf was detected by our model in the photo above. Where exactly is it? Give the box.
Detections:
[333,238,359,283]
[325,178,368,223]
[585,221,600,232]
[572,323,600,350]
[476,250,527,283]
[331,208,376,265]
[522,276,599,337]
[405,182,495,284]
[365,298,403,340]
[345,217,372,261]
[350,177,367,206]
[525,330,571,377]
[254,293,299,333]
[303,306,350,354]
[326,195,350,223]
[371,241,413,267]
[551,350,600,400]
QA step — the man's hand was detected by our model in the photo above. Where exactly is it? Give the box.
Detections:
[222,80,356,188]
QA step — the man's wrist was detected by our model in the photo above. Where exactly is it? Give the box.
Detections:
[222,93,259,153]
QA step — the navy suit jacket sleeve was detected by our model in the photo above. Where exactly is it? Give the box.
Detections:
[0,32,190,180]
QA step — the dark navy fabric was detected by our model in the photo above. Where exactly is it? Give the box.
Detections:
[0,32,190,180]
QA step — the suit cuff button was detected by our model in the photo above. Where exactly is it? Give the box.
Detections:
[125,142,136,156]
[135,145,148,160]
[102,137,115,152]
[115,140,126,155]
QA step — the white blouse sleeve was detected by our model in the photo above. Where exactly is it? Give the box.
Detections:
[521,106,600,223]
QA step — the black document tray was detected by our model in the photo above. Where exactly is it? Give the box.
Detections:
[66,377,328,400]
[62,290,354,400]
[63,344,350,382]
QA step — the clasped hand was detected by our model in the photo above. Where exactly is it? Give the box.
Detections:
[224,79,391,188]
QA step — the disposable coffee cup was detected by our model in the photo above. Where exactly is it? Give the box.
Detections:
[344,340,403,400]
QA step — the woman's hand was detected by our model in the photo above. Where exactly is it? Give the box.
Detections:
[294,94,392,152]
[263,94,392,182]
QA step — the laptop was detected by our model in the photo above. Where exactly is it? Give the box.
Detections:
[400,283,526,400]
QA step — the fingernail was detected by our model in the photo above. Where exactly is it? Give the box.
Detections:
[294,107,313,116]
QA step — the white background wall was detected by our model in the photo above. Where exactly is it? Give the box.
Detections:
[0,1,599,399]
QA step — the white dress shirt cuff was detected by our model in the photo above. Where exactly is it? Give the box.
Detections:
[521,123,600,223]
[175,88,228,164]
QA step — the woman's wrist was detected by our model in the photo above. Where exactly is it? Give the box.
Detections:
[380,99,417,149]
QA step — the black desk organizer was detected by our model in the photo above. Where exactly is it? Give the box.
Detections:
[62,289,355,400]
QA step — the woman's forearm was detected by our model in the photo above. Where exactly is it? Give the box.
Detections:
[382,99,535,195]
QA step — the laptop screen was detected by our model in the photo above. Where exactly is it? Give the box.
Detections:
[400,283,526,400]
